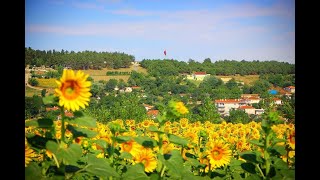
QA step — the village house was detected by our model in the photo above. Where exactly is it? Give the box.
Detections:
[147,110,159,119]
[124,87,133,93]
[238,105,256,115]
[215,99,247,116]
[143,103,154,111]
[241,94,260,99]
[272,97,283,105]
[284,86,295,93]
[186,72,210,81]
[255,109,265,115]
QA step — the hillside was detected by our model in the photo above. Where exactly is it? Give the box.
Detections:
[216,74,259,86]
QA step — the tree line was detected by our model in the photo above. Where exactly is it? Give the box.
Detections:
[25,47,135,70]
[140,59,295,76]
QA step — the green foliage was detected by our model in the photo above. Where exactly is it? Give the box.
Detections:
[122,164,149,180]
[28,78,39,86]
[85,155,120,178]
[41,89,47,97]
[105,79,118,92]
[226,109,250,124]
[140,59,294,76]
[25,47,134,70]
[25,95,45,119]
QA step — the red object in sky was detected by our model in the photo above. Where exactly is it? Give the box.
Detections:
[164,49,166,56]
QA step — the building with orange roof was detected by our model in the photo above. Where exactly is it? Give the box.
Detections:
[215,99,247,115]
[272,97,283,105]
[284,86,295,93]
[238,105,256,115]
[147,110,159,119]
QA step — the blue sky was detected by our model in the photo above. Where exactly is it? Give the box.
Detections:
[25,0,295,64]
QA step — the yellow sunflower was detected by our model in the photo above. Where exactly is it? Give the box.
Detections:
[25,142,36,167]
[120,139,141,157]
[133,148,157,173]
[206,140,232,169]
[288,131,295,150]
[175,101,189,115]
[55,69,92,112]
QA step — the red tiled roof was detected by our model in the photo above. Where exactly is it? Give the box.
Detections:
[65,112,74,117]
[248,97,260,100]
[241,94,259,98]
[46,106,59,111]
[147,110,159,116]
[239,105,255,109]
[287,86,295,89]
[194,72,206,75]
[272,97,281,101]
[131,86,141,89]
[215,99,245,103]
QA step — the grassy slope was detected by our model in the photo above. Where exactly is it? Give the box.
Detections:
[216,74,259,86]
[25,65,148,96]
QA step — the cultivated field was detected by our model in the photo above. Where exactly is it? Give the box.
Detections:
[81,65,148,82]
[216,74,259,86]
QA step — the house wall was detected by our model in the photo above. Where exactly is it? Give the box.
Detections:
[245,108,256,115]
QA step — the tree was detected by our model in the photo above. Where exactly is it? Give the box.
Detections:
[226,78,238,89]
[226,109,250,124]
[203,58,212,64]
[105,79,118,92]
[28,78,39,86]
[191,97,221,123]
[41,89,47,97]
[25,95,44,119]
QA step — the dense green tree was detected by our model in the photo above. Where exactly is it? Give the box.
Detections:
[225,78,238,89]
[28,78,39,86]
[226,109,250,124]
[41,89,47,97]
[193,97,221,123]
[105,79,118,92]
[25,95,44,119]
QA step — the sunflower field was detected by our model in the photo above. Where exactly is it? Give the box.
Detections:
[25,70,295,179]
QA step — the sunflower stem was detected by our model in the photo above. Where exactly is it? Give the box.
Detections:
[256,164,266,179]
[52,153,60,168]
[60,107,66,143]
[264,133,271,177]
[160,165,166,177]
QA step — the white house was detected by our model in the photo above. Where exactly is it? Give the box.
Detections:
[255,109,265,115]
[215,99,247,115]
[272,98,283,105]
[238,105,256,115]
[124,87,133,93]
[284,86,295,93]
[187,72,210,81]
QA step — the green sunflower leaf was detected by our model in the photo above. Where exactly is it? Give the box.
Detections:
[56,143,82,166]
[46,140,59,153]
[25,162,43,180]
[92,139,107,149]
[248,139,264,147]
[239,151,263,164]
[119,152,133,159]
[42,95,58,105]
[168,134,188,147]
[121,164,149,180]
[115,136,132,143]
[134,136,157,148]
[25,118,53,128]
[67,124,98,138]
[241,162,256,174]
[148,125,165,134]
[86,154,120,178]
[65,115,97,128]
